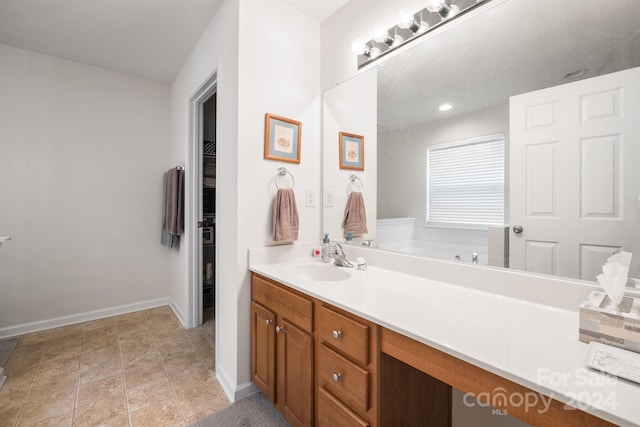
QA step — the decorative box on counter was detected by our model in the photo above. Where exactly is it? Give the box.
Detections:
[579,290,640,354]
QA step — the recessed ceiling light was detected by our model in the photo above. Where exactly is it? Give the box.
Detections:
[439,103,453,111]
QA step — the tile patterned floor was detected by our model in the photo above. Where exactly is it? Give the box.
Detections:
[0,306,228,427]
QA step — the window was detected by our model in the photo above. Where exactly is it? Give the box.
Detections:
[427,133,505,228]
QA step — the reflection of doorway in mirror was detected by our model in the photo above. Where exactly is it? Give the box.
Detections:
[510,67,640,282]
[274,124,294,154]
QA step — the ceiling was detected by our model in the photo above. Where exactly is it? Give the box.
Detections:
[0,0,347,83]
[377,0,640,131]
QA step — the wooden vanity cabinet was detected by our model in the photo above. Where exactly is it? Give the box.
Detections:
[315,303,378,427]
[251,274,314,427]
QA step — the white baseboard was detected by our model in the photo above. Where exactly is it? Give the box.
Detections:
[215,364,236,402]
[168,300,187,328]
[0,297,173,339]
[215,363,258,403]
[234,380,259,401]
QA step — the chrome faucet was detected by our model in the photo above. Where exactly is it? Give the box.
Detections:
[331,243,353,268]
[472,252,478,264]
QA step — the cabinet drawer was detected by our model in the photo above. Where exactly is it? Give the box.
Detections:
[317,387,369,427]
[317,305,369,365]
[318,344,370,412]
[252,274,313,333]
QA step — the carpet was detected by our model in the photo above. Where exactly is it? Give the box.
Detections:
[0,338,18,367]
[189,393,290,427]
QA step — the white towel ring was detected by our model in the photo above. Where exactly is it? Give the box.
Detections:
[275,167,295,189]
[349,175,363,193]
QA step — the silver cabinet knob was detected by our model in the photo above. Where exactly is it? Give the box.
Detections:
[275,326,284,333]
[513,225,523,234]
[331,372,342,382]
[331,330,342,340]
[265,319,272,326]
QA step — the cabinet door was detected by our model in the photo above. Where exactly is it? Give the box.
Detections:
[251,302,276,402]
[277,319,314,427]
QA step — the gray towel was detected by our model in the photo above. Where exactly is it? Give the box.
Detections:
[272,189,299,242]
[343,191,368,237]
[161,167,184,248]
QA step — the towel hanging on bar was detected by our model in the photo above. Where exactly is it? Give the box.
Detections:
[272,188,299,243]
[343,191,367,237]
[161,167,185,248]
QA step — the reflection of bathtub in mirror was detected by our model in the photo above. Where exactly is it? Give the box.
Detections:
[376,218,508,266]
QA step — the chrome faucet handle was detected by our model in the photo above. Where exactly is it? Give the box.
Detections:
[362,239,375,247]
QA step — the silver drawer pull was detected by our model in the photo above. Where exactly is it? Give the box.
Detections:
[265,319,272,326]
[276,326,284,333]
[331,330,342,340]
[331,372,342,383]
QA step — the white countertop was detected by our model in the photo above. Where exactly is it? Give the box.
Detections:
[249,245,640,427]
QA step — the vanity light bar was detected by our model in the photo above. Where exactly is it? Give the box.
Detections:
[354,0,491,69]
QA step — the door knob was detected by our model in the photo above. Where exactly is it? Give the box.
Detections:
[265,319,272,326]
[275,326,284,333]
[331,330,342,340]
[332,372,342,382]
[513,225,523,234]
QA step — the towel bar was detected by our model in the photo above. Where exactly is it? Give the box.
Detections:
[349,175,363,193]
[276,167,295,189]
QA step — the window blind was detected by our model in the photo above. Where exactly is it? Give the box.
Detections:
[427,134,505,227]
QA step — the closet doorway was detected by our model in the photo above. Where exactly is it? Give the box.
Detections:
[200,93,216,340]
[186,71,217,349]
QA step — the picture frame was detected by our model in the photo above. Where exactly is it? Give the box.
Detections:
[339,132,364,170]
[264,113,301,163]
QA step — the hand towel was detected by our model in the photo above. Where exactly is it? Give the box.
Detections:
[342,191,368,237]
[273,188,299,242]
[161,167,185,248]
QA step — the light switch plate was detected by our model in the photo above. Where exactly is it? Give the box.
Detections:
[306,189,316,207]
[325,190,334,207]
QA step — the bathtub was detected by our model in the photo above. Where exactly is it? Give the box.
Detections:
[377,239,487,265]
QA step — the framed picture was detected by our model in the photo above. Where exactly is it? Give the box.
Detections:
[264,113,301,163]
[339,132,364,170]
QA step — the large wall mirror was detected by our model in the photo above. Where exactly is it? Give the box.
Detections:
[322,0,640,285]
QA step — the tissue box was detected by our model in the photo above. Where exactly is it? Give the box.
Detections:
[579,290,640,354]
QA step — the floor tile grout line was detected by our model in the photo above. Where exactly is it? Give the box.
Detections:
[13,331,54,427]
[116,315,132,427]
[69,325,85,427]
[157,318,189,426]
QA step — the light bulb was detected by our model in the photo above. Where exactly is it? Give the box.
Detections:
[369,46,382,59]
[373,26,390,44]
[351,39,368,56]
[439,103,453,111]
[425,0,445,12]
[398,9,416,29]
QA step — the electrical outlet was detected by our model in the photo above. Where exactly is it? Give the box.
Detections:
[325,190,334,207]
[306,189,316,207]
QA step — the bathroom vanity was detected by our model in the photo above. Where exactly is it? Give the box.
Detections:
[249,244,640,427]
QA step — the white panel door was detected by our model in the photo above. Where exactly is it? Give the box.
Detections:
[509,67,640,281]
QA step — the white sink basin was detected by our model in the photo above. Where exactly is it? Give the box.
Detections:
[284,263,351,282]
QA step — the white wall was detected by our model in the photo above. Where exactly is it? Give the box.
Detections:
[168,0,240,397]
[169,0,321,400]
[236,0,321,392]
[323,69,377,242]
[378,103,509,222]
[0,43,171,332]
